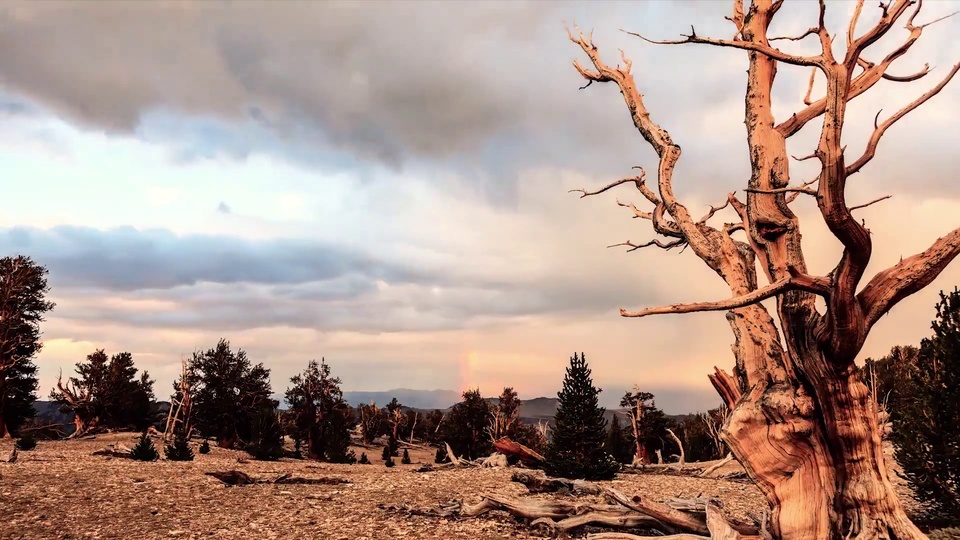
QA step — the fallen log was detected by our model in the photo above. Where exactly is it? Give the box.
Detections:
[698,454,733,478]
[511,471,603,495]
[205,470,350,486]
[492,437,545,465]
[587,503,761,540]
[92,449,136,459]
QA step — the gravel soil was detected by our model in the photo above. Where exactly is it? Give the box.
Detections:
[0,433,776,540]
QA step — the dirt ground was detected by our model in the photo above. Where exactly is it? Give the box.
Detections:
[0,433,779,540]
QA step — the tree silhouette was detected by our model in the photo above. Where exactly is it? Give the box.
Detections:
[0,256,54,438]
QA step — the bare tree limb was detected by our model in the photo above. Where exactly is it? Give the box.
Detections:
[846,63,960,176]
[858,227,960,329]
[849,195,892,212]
[609,239,686,252]
[621,29,822,67]
[620,271,830,318]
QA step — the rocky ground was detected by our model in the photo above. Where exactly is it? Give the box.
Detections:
[0,433,775,540]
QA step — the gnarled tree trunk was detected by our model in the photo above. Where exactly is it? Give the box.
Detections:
[567,0,958,537]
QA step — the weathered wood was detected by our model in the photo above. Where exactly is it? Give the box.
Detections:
[205,470,350,486]
[492,437,545,465]
[511,471,603,495]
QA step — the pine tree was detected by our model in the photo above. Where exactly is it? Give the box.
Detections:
[381,443,392,462]
[434,445,448,464]
[543,353,619,480]
[130,432,160,462]
[284,359,352,461]
[439,389,492,460]
[165,431,195,461]
[0,256,55,439]
[892,289,960,521]
[188,339,274,449]
[359,452,371,464]
[401,448,411,464]
[198,439,211,454]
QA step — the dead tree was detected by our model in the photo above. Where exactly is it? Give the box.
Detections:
[163,356,193,443]
[568,1,957,538]
[53,370,99,437]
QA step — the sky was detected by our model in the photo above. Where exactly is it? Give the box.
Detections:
[0,0,958,414]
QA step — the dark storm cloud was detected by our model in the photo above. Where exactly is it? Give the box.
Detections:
[0,0,816,194]
[0,225,421,291]
[0,225,666,332]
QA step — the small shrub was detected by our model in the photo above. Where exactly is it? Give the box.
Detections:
[130,432,160,462]
[164,432,194,461]
[401,448,411,464]
[381,444,391,462]
[199,440,211,454]
[434,446,448,464]
[15,434,37,451]
[384,456,395,467]
[359,452,371,464]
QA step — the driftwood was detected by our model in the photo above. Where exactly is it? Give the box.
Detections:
[587,503,761,540]
[698,454,734,478]
[205,470,351,486]
[492,437,544,465]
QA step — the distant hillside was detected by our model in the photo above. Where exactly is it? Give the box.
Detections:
[343,389,460,410]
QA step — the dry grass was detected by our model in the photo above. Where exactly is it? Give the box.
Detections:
[0,432,920,539]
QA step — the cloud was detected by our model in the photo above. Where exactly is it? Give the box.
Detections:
[13,1,955,197]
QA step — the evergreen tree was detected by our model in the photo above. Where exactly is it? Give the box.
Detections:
[607,414,635,464]
[0,256,55,438]
[359,452,370,464]
[434,445,448,464]
[198,439,211,454]
[50,349,156,433]
[245,406,285,461]
[381,443,392,462]
[284,359,352,461]
[892,289,960,521]
[543,353,619,480]
[439,389,493,460]
[130,432,160,462]
[165,431,194,461]
[188,339,275,448]
[401,448,411,464]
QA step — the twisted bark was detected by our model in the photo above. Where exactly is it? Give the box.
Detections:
[568,1,957,537]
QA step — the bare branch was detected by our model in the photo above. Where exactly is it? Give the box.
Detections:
[620,29,822,67]
[569,174,648,200]
[771,27,819,43]
[698,200,730,225]
[725,0,745,40]
[620,269,830,318]
[777,0,942,138]
[845,0,914,69]
[849,195,892,212]
[859,227,960,329]
[847,0,866,49]
[608,239,686,253]
[568,26,719,260]
[802,68,817,105]
[847,63,960,176]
